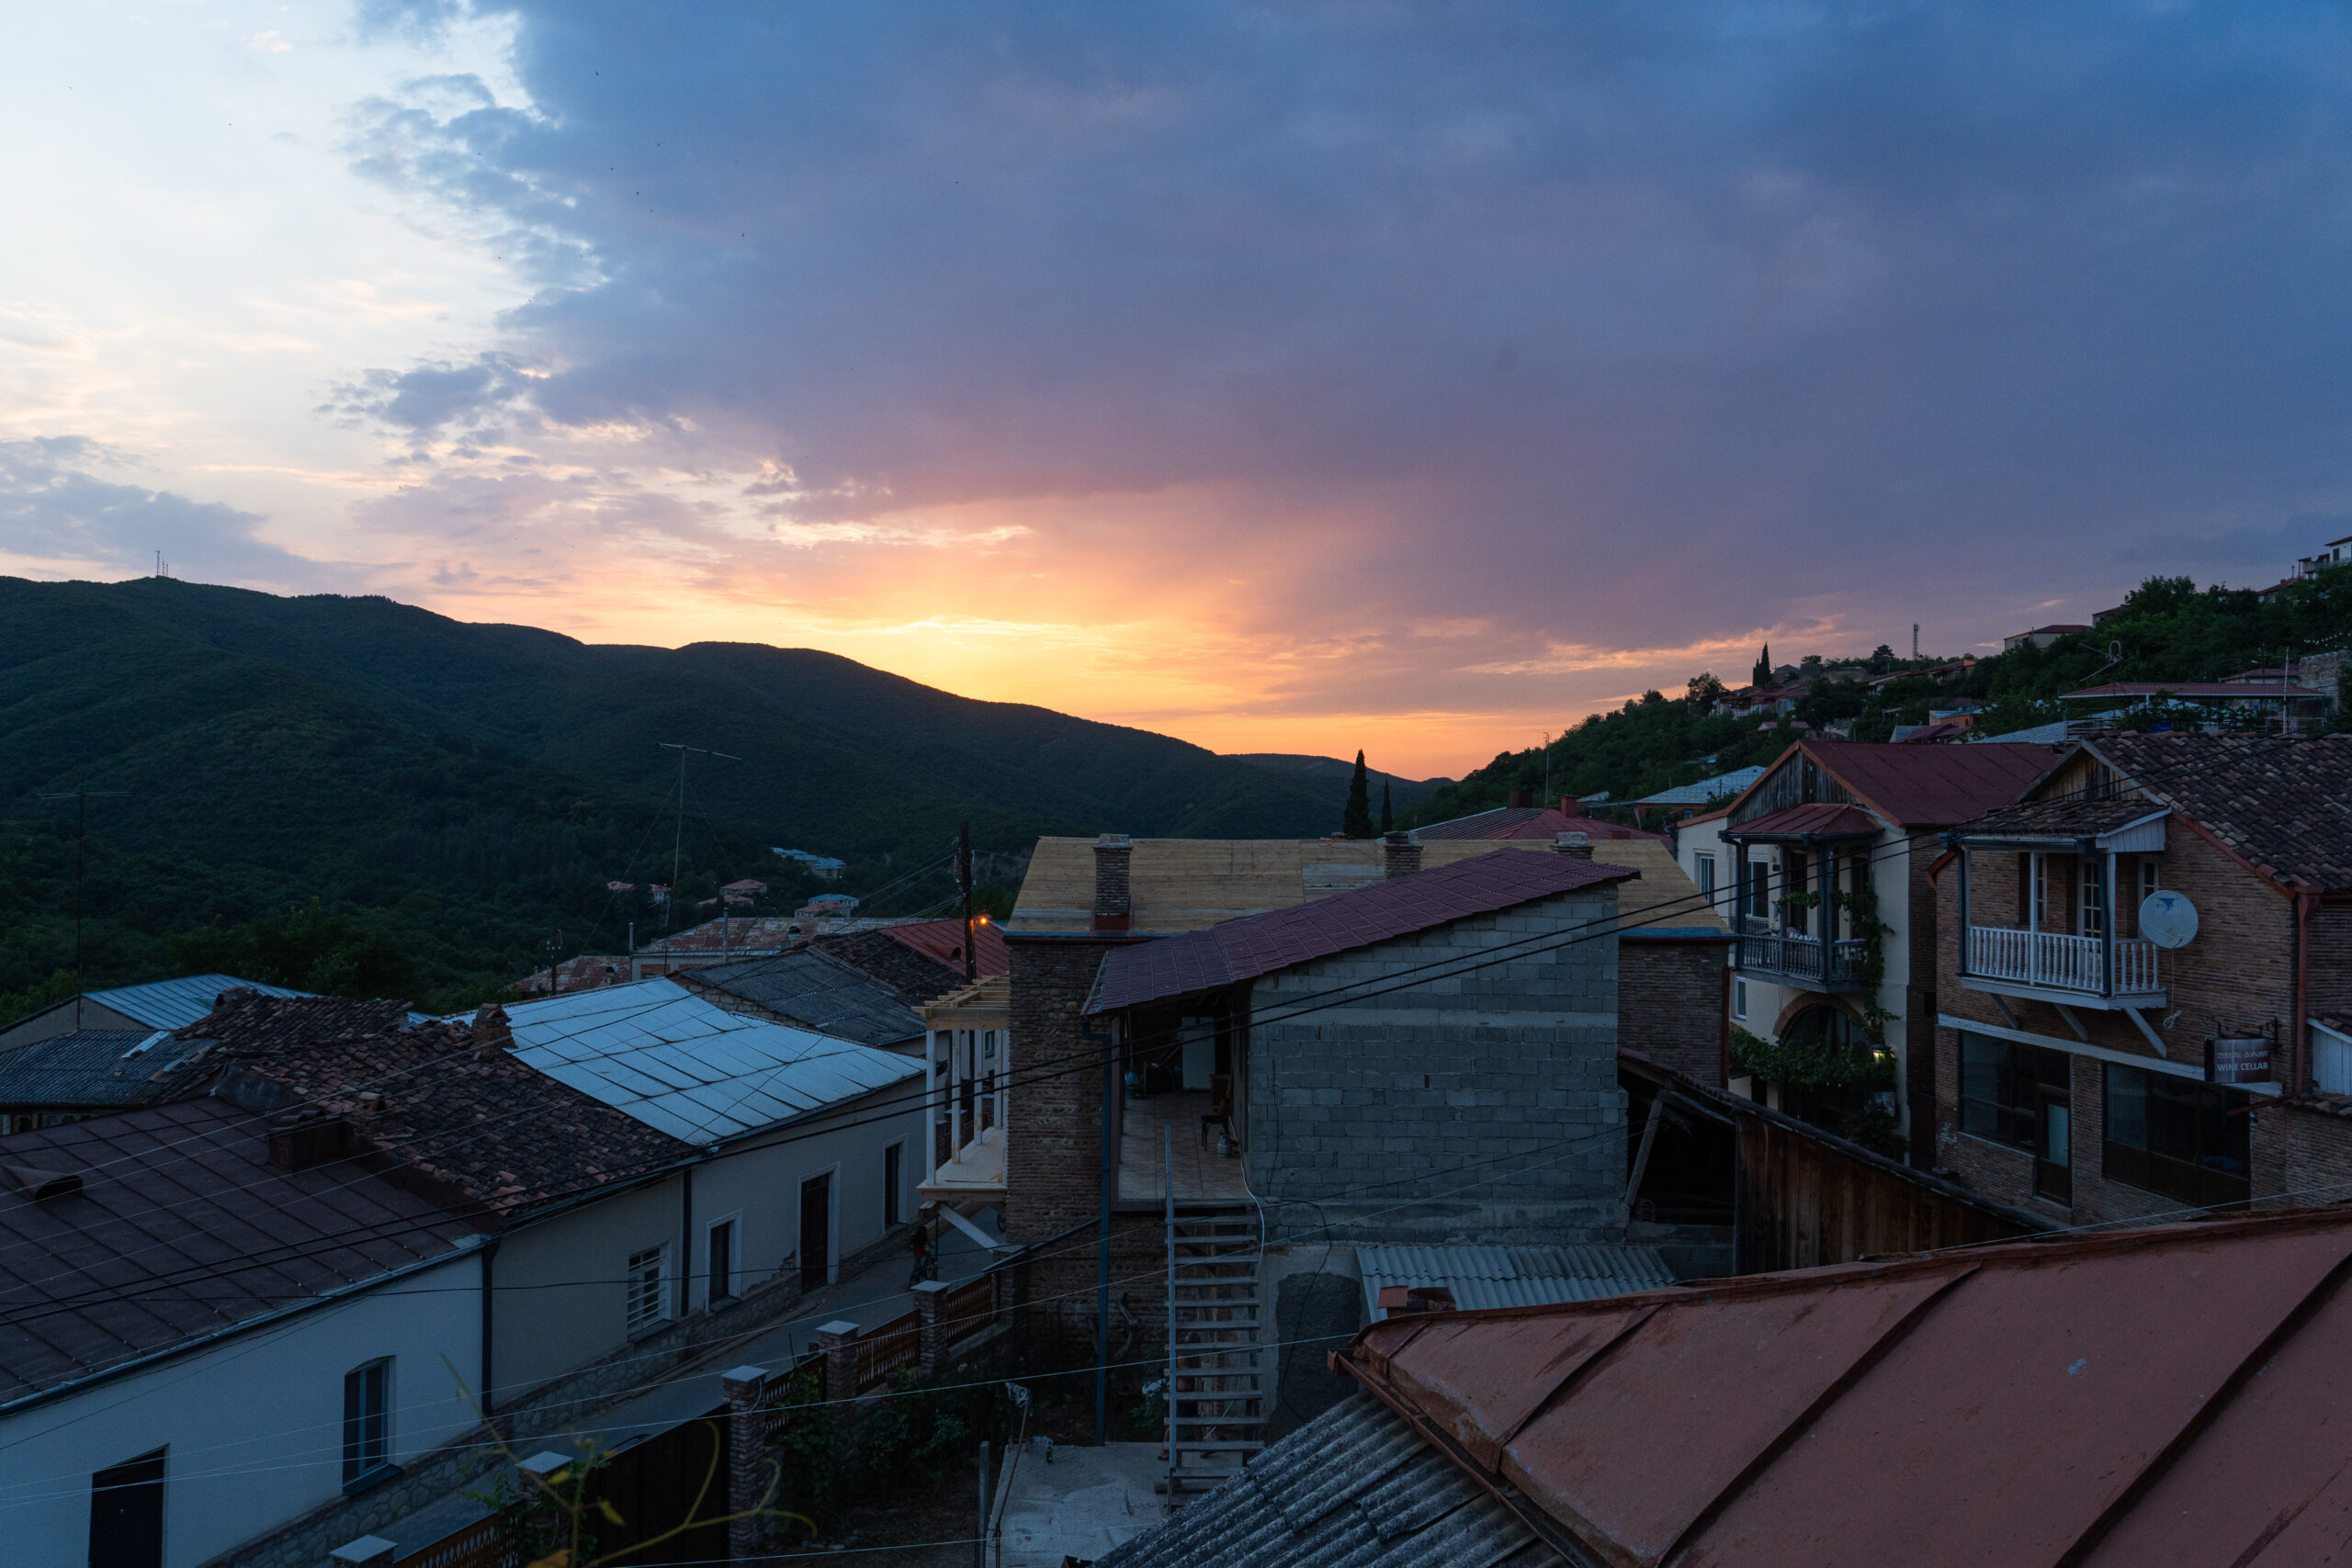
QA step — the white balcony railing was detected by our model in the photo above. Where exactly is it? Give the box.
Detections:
[1736,919,1868,987]
[1966,926,2159,996]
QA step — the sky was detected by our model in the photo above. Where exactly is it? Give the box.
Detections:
[6,1,2352,778]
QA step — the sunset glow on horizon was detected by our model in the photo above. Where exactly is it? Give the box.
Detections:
[9,2,2350,780]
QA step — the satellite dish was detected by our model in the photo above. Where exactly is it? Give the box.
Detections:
[2140,890,2199,949]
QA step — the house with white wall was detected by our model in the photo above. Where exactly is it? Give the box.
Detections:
[1673,739,2054,1162]
[0,1100,485,1568]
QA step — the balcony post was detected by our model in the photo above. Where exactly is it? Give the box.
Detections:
[1957,847,1972,978]
[2102,852,2119,998]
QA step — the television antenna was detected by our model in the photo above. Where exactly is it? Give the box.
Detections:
[658,742,741,935]
[36,790,132,1028]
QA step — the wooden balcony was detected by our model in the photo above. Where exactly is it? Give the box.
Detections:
[1962,926,2162,1007]
[1736,919,1868,993]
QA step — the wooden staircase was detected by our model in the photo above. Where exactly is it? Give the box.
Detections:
[1165,1203,1266,1493]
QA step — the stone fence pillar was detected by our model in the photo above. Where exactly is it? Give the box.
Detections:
[910,1280,952,1377]
[720,1365,771,1561]
[816,1321,861,1404]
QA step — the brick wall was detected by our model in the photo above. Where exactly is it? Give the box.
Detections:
[1620,937,1730,1086]
[1003,935,1124,1247]
[1927,825,2352,1224]
[1245,888,1626,1244]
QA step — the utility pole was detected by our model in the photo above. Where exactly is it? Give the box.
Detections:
[658,742,741,933]
[958,819,976,983]
[37,790,130,1030]
[548,924,561,996]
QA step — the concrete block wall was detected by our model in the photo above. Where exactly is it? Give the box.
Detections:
[1245,888,1627,1244]
[1619,938,1730,1086]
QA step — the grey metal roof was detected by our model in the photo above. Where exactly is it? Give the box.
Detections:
[683,948,925,1050]
[1358,1243,1676,1320]
[1096,1394,1560,1568]
[86,974,311,1030]
[0,1100,477,1404]
[1627,765,1768,807]
[504,978,922,1145]
[0,1029,214,1110]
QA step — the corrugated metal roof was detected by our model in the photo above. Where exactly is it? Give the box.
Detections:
[1724,801,1883,840]
[1628,766,1768,807]
[86,974,311,1030]
[504,978,920,1145]
[1089,850,1635,1014]
[684,949,927,1049]
[0,1029,209,1109]
[1094,1393,1557,1568]
[1336,1208,2352,1568]
[1359,1243,1676,1320]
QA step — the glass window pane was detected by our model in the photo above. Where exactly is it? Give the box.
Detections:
[2105,1064,2147,1149]
[2147,1075,2202,1163]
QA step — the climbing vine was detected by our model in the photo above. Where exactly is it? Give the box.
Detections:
[1730,1025,1894,1090]
[1829,885,1898,1042]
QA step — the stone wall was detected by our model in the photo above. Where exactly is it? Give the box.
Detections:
[1245,887,1626,1243]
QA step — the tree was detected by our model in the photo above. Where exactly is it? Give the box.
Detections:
[1869,643,1895,673]
[1379,781,1394,835]
[1342,751,1375,838]
[1687,671,1726,709]
[1752,645,1772,687]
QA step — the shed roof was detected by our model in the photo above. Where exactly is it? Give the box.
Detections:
[1089,850,1634,1015]
[1013,835,1713,938]
[503,979,921,1144]
[0,1100,477,1405]
[680,948,927,1049]
[809,922,992,1004]
[1626,766,1768,807]
[1358,1244,1676,1320]
[1333,1207,2352,1568]
[879,917,1009,978]
[1095,1393,1557,1568]
[1413,805,1666,844]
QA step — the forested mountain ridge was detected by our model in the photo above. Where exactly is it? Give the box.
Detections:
[0,576,1384,1008]
[1404,569,2352,829]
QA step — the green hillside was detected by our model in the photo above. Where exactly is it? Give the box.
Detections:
[1405,569,2352,829]
[0,577,1374,1010]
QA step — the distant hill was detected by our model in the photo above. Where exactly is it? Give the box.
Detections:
[1225,753,1451,812]
[0,577,1371,1004]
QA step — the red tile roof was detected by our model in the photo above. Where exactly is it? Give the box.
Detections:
[1724,802,1882,840]
[882,917,1010,977]
[1334,1207,2352,1568]
[1089,849,1636,1013]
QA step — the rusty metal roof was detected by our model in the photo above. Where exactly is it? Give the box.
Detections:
[1334,1209,2352,1567]
[1088,850,1636,1014]
[1721,802,1881,840]
[1787,739,2055,828]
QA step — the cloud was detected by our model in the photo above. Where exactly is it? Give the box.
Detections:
[322,1,2352,759]
[0,438,333,587]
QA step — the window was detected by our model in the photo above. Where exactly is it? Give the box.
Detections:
[1732,979,1747,1021]
[1693,852,1716,898]
[2077,857,2106,941]
[626,1245,670,1334]
[1961,1034,2073,1201]
[883,1142,903,1229]
[342,1359,392,1487]
[1783,852,1811,934]
[1960,1034,2066,1151]
[2103,1065,2251,1207]
[2135,858,2160,918]
[88,1449,164,1568]
[1745,859,1772,921]
[707,1220,736,1305]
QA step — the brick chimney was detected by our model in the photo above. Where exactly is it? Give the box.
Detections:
[1091,834,1133,933]
[1507,788,1533,808]
[472,1003,514,1052]
[1555,831,1593,858]
[1559,795,1579,817]
[1382,831,1423,880]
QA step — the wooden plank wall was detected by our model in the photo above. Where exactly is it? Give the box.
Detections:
[1736,1114,2040,1271]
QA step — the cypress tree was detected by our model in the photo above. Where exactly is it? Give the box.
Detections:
[1379,780,1394,835]
[1751,644,1772,687]
[1343,750,1375,838]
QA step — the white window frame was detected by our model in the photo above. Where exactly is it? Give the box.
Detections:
[625,1244,671,1335]
[342,1358,394,1487]
[1694,852,1717,898]
[882,1141,905,1230]
[704,1213,742,1308]
[1733,978,1748,1021]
